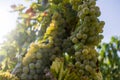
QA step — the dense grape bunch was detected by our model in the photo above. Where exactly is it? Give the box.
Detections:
[70,0,104,80]
[13,2,71,80]
[12,0,104,80]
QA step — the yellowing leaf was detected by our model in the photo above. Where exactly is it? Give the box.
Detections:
[19,14,30,19]
[50,58,79,80]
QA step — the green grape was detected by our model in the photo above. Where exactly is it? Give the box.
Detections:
[78,12,85,19]
[89,0,96,6]
[54,47,61,53]
[81,39,86,43]
[95,9,101,17]
[21,73,28,80]
[83,60,89,65]
[37,60,42,63]
[74,42,84,51]
[16,68,22,74]
[30,70,36,75]
[75,61,81,68]
[72,5,78,10]
[82,34,87,40]
[36,52,42,59]
[99,21,105,28]
[82,3,88,9]
[76,32,82,39]
[87,36,95,42]
[95,6,100,11]
[79,69,84,75]
[23,66,29,74]
[29,63,35,70]
[91,21,99,27]
[92,57,98,63]
[52,0,62,4]
[82,49,89,55]
[90,8,96,15]
[72,37,79,43]
[97,28,102,33]
[86,53,93,59]
[35,62,41,69]
[84,16,90,23]
[89,61,96,67]
[98,35,104,40]
[36,69,41,74]
[82,27,89,33]
[90,15,97,21]
[85,65,92,72]
[82,7,89,15]
[75,51,81,57]
[78,5,82,10]
[81,76,89,80]
[79,63,85,69]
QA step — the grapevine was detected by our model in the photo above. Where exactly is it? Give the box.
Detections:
[9,0,105,80]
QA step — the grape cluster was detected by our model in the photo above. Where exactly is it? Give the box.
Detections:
[15,8,70,80]
[70,0,104,79]
[13,0,104,80]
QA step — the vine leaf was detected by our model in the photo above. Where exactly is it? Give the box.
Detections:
[50,58,79,80]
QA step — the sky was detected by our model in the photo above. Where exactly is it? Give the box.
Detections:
[97,0,120,42]
[0,0,120,43]
[0,0,32,43]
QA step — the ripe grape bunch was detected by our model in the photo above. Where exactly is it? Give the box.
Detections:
[12,0,105,80]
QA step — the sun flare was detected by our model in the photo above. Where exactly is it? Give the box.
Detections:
[0,9,17,43]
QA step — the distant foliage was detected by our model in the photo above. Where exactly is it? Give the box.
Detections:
[98,36,120,80]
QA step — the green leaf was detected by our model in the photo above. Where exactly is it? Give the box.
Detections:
[50,58,79,80]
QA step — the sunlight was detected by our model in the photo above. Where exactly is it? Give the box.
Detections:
[0,9,18,43]
[0,0,33,43]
